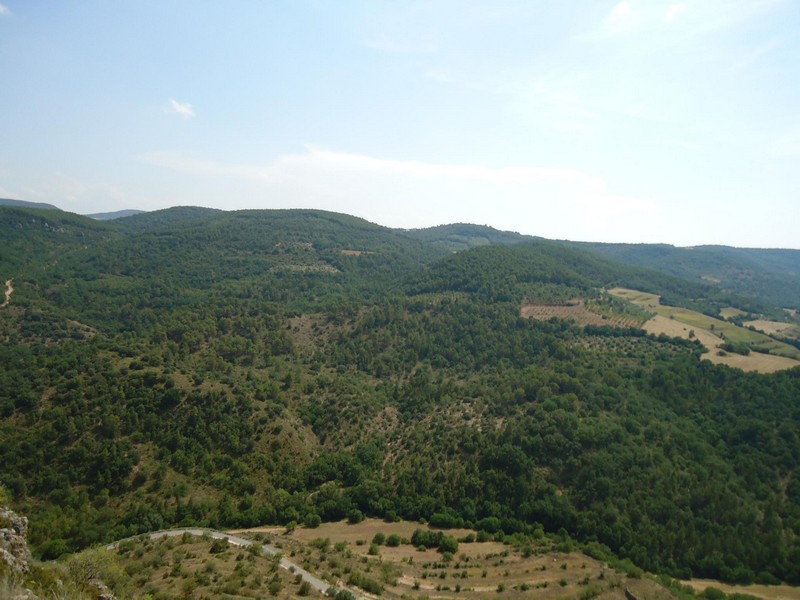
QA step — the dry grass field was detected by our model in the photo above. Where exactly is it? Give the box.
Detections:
[233,519,678,600]
[684,579,800,600]
[609,288,800,372]
[521,299,641,328]
[720,307,748,319]
[228,520,800,600]
[112,533,323,600]
[745,319,800,340]
[643,315,800,373]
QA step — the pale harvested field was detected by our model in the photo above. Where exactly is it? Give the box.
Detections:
[291,519,466,544]
[644,315,800,373]
[745,319,800,338]
[684,579,800,600]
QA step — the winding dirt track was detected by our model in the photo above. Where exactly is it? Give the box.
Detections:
[105,528,353,597]
[1,279,12,308]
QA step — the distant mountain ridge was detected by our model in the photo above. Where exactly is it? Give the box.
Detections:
[2,201,800,585]
[2,200,797,308]
[87,209,145,220]
[573,242,800,309]
[0,198,60,210]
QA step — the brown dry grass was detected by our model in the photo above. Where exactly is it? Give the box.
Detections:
[521,299,640,328]
[229,520,800,600]
[745,319,800,338]
[644,315,800,373]
[232,520,677,599]
[720,307,748,319]
[683,579,800,600]
[112,534,319,599]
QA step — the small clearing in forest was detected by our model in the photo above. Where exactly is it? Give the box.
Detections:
[521,299,640,328]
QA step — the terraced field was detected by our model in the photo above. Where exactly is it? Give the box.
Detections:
[232,520,677,600]
[609,288,800,372]
[520,299,641,328]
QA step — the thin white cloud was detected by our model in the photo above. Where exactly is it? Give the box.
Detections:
[167,98,196,119]
[608,1,634,25]
[665,3,686,24]
[731,38,781,69]
[0,3,11,16]
[583,0,784,40]
[584,0,643,38]
[139,146,659,242]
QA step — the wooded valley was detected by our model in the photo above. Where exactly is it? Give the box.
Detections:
[2,204,799,587]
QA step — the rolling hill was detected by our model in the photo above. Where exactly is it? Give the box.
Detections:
[1,204,800,590]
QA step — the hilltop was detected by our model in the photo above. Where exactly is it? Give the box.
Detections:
[1,204,799,594]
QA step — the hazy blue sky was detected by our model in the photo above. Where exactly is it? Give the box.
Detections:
[1,1,798,247]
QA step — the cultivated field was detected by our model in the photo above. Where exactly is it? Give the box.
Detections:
[521,299,642,328]
[719,307,748,319]
[745,319,800,340]
[610,288,800,372]
[112,533,323,599]
[684,578,800,600]
[235,519,676,600]
[643,316,800,373]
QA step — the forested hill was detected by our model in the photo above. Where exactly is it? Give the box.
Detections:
[2,204,800,585]
[574,242,800,309]
[402,222,532,252]
[405,224,800,309]
[0,198,61,210]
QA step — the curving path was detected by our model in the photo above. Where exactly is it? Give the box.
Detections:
[105,528,343,596]
[1,279,12,308]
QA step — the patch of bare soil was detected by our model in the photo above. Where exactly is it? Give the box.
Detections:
[720,307,748,319]
[521,299,639,328]
[745,319,800,339]
[684,579,800,600]
[644,315,800,373]
[1,279,13,308]
[235,520,676,599]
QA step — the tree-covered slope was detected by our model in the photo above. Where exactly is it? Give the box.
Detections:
[0,206,117,276]
[575,242,800,310]
[402,222,532,252]
[1,205,799,586]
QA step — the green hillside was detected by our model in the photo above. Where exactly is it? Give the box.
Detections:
[2,205,800,587]
[576,242,800,310]
[403,222,531,252]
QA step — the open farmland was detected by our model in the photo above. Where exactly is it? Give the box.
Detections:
[684,579,800,600]
[720,306,748,319]
[643,315,800,373]
[745,319,800,340]
[110,533,325,600]
[521,299,642,328]
[610,288,800,372]
[233,520,677,600]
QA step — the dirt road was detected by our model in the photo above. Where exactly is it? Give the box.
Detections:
[1,279,12,308]
[106,528,344,597]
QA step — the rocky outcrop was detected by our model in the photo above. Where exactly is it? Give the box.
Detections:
[88,579,117,600]
[0,507,32,574]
